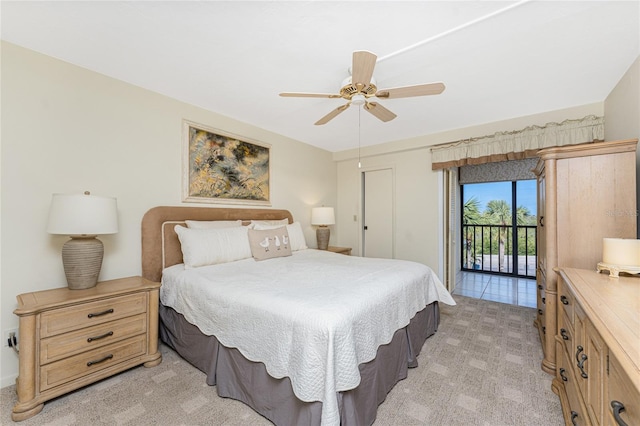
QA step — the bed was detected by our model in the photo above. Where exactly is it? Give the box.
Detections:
[141,206,455,426]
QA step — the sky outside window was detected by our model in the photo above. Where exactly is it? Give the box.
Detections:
[463,180,536,219]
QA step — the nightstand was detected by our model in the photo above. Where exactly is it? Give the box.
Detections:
[12,276,162,422]
[327,246,352,255]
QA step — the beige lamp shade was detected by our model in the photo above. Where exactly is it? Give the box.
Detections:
[311,207,335,226]
[47,192,118,290]
[47,192,118,236]
[311,207,335,250]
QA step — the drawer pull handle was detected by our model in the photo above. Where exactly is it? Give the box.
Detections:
[560,328,569,340]
[538,309,543,315]
[87,354,113,367]
[87,308,114,318]
[570,411,578,426]
[559,368,568,382]
[575,346,588,379]
[87,331,114,343]
[538,284,543,290]
[542,297,545,304]
[611,401,628,426]
[560,295,569,305]
[540,216,544,227]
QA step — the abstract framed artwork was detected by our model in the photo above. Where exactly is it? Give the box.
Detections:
[183,120,271,205]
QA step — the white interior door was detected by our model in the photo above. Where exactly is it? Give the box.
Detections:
[363,168,393,258]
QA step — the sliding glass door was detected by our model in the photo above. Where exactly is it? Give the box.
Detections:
[461,180,537,278]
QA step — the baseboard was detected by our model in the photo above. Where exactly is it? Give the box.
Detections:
[1,373,17,389]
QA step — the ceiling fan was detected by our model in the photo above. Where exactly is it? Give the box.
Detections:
[279,50,445,125]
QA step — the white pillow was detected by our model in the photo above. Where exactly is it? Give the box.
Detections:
[253,221,308,251]
[174,225,252,268]
[249,218,289,228]
[185,219,243,229]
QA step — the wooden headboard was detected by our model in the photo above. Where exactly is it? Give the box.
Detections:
[141,206,293,282]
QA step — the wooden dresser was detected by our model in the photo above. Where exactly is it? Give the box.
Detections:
[11,276,162,421]
[533,139,637,375]
[553,268,639,426]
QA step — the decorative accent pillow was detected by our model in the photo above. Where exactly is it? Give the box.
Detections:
[253,222,308,251]
[185,219,243,229]
[248,227,292,261]
[249,218,289,228]
[174,225,252,268]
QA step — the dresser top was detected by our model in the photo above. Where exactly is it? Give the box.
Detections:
[14,276,160,315]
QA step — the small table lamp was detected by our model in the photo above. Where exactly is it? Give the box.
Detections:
[47,191,118,290]
[311,207,335,250]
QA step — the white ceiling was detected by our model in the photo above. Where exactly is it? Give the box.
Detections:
[2,1,639,152]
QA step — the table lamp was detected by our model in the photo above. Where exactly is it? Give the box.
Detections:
[311,207,335,250]
[47,191,118,289]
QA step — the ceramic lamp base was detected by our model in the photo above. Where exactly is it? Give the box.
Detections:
[316,226,330,250]
[61,236,103,290]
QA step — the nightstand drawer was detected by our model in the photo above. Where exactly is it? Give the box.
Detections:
[40,334,147,391]
[40,293,147,338]
[40,313,147,364]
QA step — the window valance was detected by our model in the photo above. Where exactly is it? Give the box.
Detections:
[430,115,604,170]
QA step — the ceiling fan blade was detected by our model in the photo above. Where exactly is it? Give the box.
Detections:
[351,51,377,87]
[315,103,351,125]
[364,102,397,122]
[280,92,341,99]
[375,82,445,99]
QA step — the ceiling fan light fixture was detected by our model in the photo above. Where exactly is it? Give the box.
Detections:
[351,94,366,106]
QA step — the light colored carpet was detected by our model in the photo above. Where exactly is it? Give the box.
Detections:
[1,296,563,425]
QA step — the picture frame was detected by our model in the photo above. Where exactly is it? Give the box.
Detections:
[183,120,271,205]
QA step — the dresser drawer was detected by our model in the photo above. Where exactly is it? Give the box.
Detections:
[40,293,147,338]
[559,346,589,426]
[39,334,147,391]
[607,353,640,426]
[558,310,574,356]
[558,279,575,326]
[40,313,147,364]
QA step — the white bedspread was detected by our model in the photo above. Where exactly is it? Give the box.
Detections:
[161,249,455,426]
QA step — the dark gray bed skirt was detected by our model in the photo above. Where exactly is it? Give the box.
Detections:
[159,302,440,426]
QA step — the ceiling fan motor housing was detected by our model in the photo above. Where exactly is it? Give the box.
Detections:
[340,76,377,99]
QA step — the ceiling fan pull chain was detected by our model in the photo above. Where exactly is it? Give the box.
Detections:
[358,106,362,169]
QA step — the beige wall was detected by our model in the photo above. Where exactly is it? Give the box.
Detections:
[334,103,605,277]
[336,149,439,266]
[604,55,640,235]
[604,56,640,142]
[0,42,337,386]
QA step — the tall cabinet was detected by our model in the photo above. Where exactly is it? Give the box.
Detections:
[533,139,637,375]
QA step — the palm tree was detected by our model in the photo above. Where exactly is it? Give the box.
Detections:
[516,205,535,226]
[485,200,511,271]
[463,197,482,268]
[463,196,482,224]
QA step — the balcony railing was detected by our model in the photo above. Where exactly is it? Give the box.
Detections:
[462,224,537,278]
